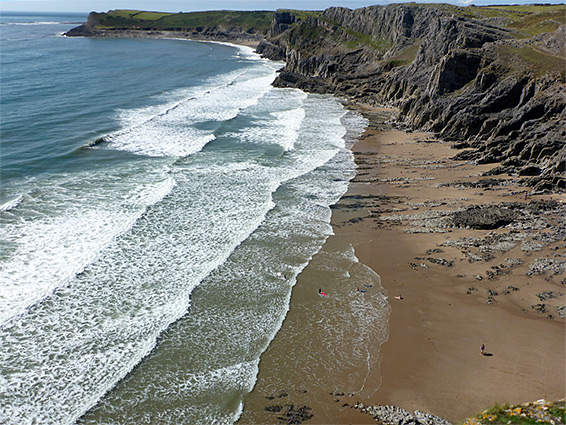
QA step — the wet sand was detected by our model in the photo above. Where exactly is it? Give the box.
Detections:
[239,107,565,424]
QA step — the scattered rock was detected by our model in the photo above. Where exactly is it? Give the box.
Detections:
[527,257,566,276]
[537,291,562,301]
[531,303,547,313]
[276,404,313,424]
[521,240,546,252]
[467,252,494,263]
[352,402,452,425]
[427,257,453,267]
[503,285,519,294]
[505,258,524,267]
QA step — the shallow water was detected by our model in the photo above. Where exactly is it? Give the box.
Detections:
[0,13,381,424]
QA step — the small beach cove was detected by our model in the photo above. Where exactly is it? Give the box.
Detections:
[6,10,564,422]
[239,106,565,424]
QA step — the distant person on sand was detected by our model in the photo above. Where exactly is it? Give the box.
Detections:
[357,288,366,293]
[319,288,327,297]
[480,344,485,355]
[394,294,403,300]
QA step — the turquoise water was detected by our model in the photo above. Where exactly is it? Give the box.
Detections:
[0,13,374,424]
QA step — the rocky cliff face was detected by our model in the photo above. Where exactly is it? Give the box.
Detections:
[65,11,268,43]
[257,4,565,192]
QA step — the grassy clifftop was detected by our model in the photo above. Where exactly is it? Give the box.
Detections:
[463,399,566,425]
[88,9,274,33]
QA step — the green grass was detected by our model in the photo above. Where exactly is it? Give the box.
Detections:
[484,4,565,14]
[482,4,566,36]
[497,44,566,75]
[277,9,321,21]
[342,28,391,51]
[318,15,392,52]
[105,10,141,18]
[462,400,566,425]
[416,4,566,37]
[93,10,274,32]
[286,21,325,49]
[130,11,174,21]
[385,44,420,67]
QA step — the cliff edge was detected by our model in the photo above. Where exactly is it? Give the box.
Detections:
[66,5,565,192]
[257,4,565,192]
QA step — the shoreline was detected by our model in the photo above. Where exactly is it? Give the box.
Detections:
[335,105,565,422]
[63,29,262,48]
[60,31,565,421]
[238,104,565,424]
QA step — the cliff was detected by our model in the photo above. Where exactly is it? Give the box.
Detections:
[65,9,272,43]
[257,4,566,192]
[66,5,566,192]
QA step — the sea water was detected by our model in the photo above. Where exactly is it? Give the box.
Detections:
[0,13,377,424]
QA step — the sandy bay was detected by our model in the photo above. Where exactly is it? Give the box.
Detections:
[238,106,565,424]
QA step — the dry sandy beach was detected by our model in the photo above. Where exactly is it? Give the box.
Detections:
[239,106,565,424]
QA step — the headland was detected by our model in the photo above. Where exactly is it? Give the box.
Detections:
[66,5,566,423]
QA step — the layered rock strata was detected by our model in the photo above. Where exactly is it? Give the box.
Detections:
[257,5,565,192]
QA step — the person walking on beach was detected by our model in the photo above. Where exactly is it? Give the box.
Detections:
[480,344,485,355]
[319,288,327,297]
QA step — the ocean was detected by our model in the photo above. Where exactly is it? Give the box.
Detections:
[0,13,379,424]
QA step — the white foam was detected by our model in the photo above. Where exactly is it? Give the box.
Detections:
[272,107,306,151]
[0,194,24,211]
[106,68,276,157]
[0,71,368,425]
[0,174,175,325]
[231,105,305,151]
[76,92,362,424]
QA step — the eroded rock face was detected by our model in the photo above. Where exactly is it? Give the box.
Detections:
[260,5,566,192]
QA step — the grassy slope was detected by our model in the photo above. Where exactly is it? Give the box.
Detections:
[312,4,565,74]
[94,9,274,32]
[91,5,565,53]
[463,399,566,425]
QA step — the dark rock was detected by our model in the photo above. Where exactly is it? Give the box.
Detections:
[427,257,453,267]
[451,205,521,229]
[537,291,562,301]
[258,6,566,192]
[275,404,314,424]
[503,285,519,295]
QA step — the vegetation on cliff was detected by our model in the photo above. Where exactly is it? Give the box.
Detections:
[462,399,566,425]
[76,9,273,33]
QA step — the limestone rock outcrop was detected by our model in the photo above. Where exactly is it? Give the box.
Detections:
[259,5,565,192]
